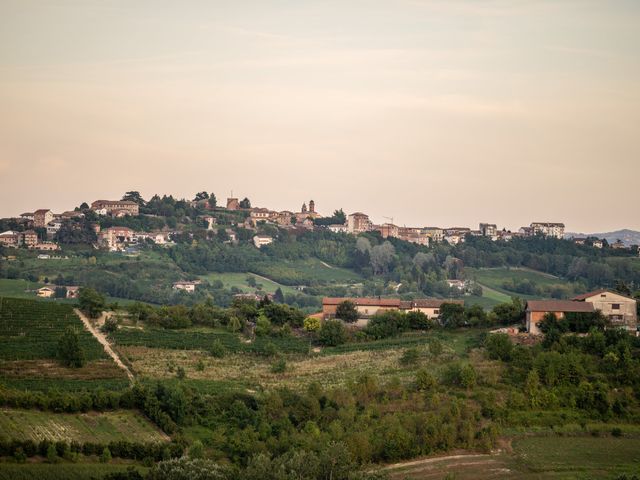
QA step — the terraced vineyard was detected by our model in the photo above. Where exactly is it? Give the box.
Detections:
[0,297,106,361]
[111,326,310,354]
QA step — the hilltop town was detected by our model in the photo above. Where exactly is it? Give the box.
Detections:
[0,191,624,254]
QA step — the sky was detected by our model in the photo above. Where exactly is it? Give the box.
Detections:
[0,0,639,233]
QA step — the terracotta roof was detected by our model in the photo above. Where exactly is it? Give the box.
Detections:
[573,289,636,302]
[322,297,401,307]
[34,209,51,214]
[525,300,594,313]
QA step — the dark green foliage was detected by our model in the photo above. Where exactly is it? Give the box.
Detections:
[399,347,420,366]
[78,287,106,319]
[57,326,85,368]
[406,310,432,330]
[336,300,359,323]
[318,319,348,346]
[439,303,466,328]
[484,333,513,361]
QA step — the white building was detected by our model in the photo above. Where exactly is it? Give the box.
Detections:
[530,222,565,239]
[253,235,274,248]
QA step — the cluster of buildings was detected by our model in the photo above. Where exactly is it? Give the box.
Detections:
[336,212,567,247]
[97,226,173,251]
[321,288,638,334]
[0,229,59,251]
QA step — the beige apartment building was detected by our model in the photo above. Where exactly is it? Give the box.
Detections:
[347,213,372,234]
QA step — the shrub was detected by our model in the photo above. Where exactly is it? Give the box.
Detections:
[210,339,226,358]
[57,326,85,368]
[484,333,513,361]
[101,316,118,334]
[336,300,359,323]
[318,320,348,346]
[428,338,443,357]
[100,446,112,463]
[189,440,204,458]
[270,357,287,373]
[304,316,321,332]
[415,369,437,391]
[400,348,420,366]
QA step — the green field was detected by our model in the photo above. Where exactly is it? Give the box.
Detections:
[199,272,301,296]
[0,297,105,361]
[386,435,640,479]
[0,464,147,480]
[0,279,42,299]
[467,267,575,300]
[253,257,362,286]
[0,408,168,443]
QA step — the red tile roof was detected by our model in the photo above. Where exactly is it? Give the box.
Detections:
[322,297,401,307]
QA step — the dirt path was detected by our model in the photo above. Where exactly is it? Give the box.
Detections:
[74,309,135,384]
[380,453,496,471]
[319,260,334,269]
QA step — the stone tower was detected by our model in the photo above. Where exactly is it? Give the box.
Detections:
[309,200,315,213]
[301,202,307,213]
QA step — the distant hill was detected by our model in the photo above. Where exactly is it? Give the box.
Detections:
[565,229,640,246]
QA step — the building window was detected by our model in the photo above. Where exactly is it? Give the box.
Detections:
[434,309,439,315]
[612,303,620,310]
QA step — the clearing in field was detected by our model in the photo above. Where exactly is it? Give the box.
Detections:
[0,408,169,444]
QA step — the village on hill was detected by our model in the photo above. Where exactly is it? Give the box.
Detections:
[0,191,638,337]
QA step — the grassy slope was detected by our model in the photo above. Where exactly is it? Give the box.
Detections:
[0,408,168,443]
[199,272,300,296]
[467,267,573,299]
[386,435,640,479]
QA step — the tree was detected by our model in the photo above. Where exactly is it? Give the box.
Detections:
[273,287,285,303]
[58,326,85,368]
[318,319,347,346]
[336,300,359,323]
[406,310,431,330]
[239,197,251,209]
[416,369,437,391]
[100,447,112,463]
[208,193,217,208]
[304,316,321,332]
[78,287,106,319]
[122,191,145,205]
[484,333,513,361]
[370,241,396,275]
[54,286,67,299]
[439,303,466,328]
[194,191,209,201]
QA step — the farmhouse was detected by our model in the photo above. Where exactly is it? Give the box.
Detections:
[525,300,595,335]
[402,299,465,319]
[173,281,199,293]
[37,286,55,298]
[573,289,637,331]
[322,297,401,320]
[253,235,274,248]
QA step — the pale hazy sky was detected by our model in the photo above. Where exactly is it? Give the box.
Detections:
[1,0,639,232]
